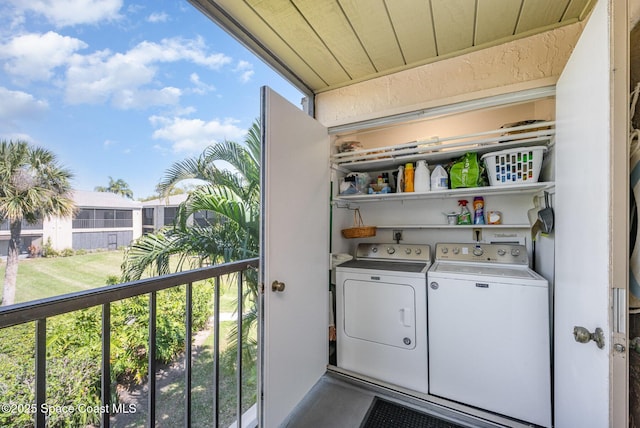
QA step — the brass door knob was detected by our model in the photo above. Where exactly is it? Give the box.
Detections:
[271,281,285,292]
[573,326,605,349]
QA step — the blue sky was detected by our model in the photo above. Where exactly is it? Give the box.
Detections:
[0,0,304,199]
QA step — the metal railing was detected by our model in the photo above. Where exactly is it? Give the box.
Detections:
[71,218,134,229]
[0,219,44,231]
[0,257,259,428]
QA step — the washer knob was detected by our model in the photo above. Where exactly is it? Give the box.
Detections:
[511,248,521,257]
[371,247,378,253]
[452,247,460,255]
[387,247,396,254]
[473,246,484,256]
[441,247,449,254]
[415,248,422,255]
[497,249,506,256]
[405,248,412,255]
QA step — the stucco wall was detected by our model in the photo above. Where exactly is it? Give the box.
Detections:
[315,21,586,128]
[43,216,73,251]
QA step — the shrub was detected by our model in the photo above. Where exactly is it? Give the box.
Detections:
[60,248,74,257]
[0,279,216,426]
[42,238,58,258]
[105,275,120,285]
[0,324,35,427]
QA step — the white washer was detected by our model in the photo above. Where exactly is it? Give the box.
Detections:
[428,243,551,428]
[336,243,431,393]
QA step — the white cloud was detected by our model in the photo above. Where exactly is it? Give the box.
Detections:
[189,72,215,95]
[234,60,254,83]
[128,37,232,70]
[147,12,169,23]
[64,37,232,109]
[149,115,246,154]
[0,132,35,143]
[8,0,123,27]
[112,87,182,109]
[0,87,49,128]
[0,31,87,83]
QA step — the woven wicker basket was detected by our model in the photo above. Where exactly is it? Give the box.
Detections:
[341,209,376,239]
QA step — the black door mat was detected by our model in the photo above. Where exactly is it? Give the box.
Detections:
[360,397,467,428]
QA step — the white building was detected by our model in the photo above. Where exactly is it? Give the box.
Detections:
[140,193,188,235]
[141,193,218,234]
[0,190,142,256]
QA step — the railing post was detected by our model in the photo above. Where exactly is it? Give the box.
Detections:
[185,283,193,427]
[102,303,111,428]
[213,276,220,428]
[236,271,243,428]
[148,291,157,426]
[35,319,46,428]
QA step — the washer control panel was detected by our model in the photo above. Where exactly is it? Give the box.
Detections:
[435,243,528,265]
[356,243,431,263]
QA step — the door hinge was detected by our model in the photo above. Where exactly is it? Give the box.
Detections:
[260,282,264,294]
[613,288,626,334]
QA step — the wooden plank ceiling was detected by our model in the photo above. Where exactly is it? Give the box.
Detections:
[189,0,595,95]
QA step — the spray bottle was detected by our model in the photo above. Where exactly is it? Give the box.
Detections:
[457,200,472,225]
[396,165,404,193]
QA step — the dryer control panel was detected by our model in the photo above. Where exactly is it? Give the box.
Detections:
[355,243,431,263]
[435,243,528,265]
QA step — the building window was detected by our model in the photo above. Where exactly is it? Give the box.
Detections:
[73,209,133,229]
[164,207,177,226]
[142,208,154,226]
[193,210,217,227]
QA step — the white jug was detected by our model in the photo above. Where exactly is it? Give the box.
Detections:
[431,164,448,190]
[414,160,430,192]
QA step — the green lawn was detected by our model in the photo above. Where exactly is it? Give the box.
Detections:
[0,250,125,303]
[0,251,240,310]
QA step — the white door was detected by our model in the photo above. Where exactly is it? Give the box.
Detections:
[554,0,628,426]
[343,278,416,348]
[259,87,330,427]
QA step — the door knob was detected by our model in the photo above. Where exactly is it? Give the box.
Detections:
[271,280,286,292]
[573,326,605,349]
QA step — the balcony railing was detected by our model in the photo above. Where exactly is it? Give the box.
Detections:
[0,219,44,231]
[0,257,260,428]
[72,218,134,229]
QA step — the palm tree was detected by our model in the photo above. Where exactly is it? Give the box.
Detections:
[95,176,133,199]
[121,120,260,366]
[121,120,260,280]
[0,140,75,305]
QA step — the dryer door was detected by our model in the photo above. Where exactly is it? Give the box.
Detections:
[343,277,416,349]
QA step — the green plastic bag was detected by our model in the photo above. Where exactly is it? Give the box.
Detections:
[449,152,485,189]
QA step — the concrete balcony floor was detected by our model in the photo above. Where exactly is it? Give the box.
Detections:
[282,370,527,428]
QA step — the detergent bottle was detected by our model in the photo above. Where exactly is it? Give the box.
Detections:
[473,196,485,224]
[404,163,414,192]
[414,160,430,192]
[431,164,448,190]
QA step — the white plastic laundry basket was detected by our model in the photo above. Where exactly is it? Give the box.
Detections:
[481,146,546,186]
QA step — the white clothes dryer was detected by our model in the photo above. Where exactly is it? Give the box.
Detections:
[335,243,431,393]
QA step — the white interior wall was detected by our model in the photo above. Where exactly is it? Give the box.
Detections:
[332,99,555,151]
